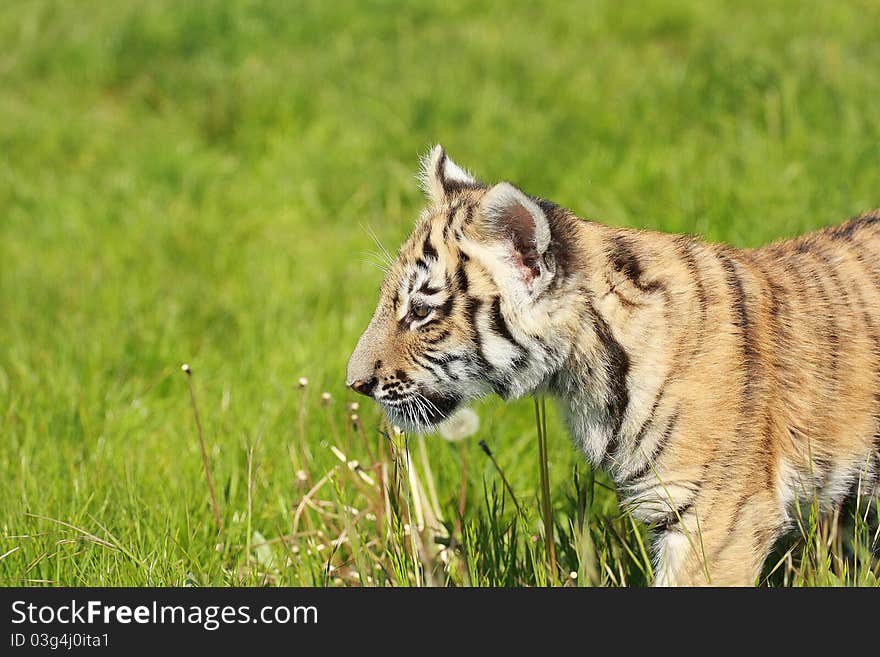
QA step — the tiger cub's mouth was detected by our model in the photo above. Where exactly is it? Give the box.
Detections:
[379,390,461,433]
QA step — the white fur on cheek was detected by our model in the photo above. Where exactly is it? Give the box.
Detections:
[477,307,521,371]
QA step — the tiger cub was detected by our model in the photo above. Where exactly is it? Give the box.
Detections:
[347,145,880,586]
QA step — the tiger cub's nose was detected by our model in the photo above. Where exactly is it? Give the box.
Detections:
[348,377,378,398]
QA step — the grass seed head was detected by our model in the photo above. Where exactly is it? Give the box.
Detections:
[437,407,479,442]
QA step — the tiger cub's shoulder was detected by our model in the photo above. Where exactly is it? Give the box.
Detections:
[760,208,880,255]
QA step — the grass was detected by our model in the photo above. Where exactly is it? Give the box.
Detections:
[1,0,879,586]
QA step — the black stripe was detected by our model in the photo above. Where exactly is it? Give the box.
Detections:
[764,276,785,485]
[464,296,480,326]
[717,251,757,408]
[623,409,680,485]
[826,211,880,241]
[658,501,694,532]
[423,351,453,365]
[419,281,443,295]
[422,233,438,260]
[455,262,469,293]
[489,295,525,353]
[677,237,708,316]
[437,294,454,317]
[828,219,861,241]
[585,300,630,445]
[607,235,643,284]
[413,355,446,380]
[443,178,479,196]
[465,297,491,372]
[442,204,457,240]
[424,352,462,380]
[716,250,763,501]
[630,379,669,456]
[607,235,664,293]
[435,148,447,190]
[677,237,708,358]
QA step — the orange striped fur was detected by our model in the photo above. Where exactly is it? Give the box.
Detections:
[347,146,880,585]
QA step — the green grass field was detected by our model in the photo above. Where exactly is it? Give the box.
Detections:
[2,0,879,586]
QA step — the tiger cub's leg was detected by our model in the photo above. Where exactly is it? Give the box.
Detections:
[653,528,708,586]
[653,493,784,586]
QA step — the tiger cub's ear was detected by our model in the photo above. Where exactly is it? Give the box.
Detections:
[419,144,478,205]
[479,182,552,285]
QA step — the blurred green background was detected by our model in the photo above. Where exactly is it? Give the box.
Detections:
[1,0,879,585]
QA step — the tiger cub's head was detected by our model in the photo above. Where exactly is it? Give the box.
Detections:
[347,146,578,432]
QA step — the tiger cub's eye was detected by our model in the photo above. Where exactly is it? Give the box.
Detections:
[411,303,431,319]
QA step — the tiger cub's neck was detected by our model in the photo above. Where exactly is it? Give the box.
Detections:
[545,215,693,485]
